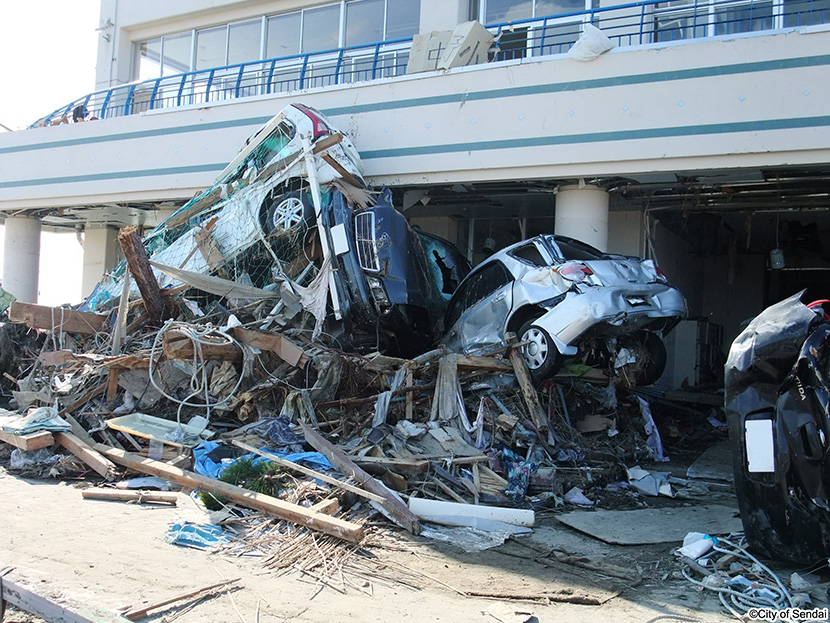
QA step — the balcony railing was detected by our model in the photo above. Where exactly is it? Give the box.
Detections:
[31,0,829,128]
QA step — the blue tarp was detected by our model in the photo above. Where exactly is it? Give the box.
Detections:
[193,440,334,480]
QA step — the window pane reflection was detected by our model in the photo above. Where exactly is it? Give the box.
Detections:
[346,0,384,47]
[163,32,192,75]
[196,26,226,69]
[267,12,301,57]
[229,20,261,64]
[386,0,421,38]
[302,4,340,52]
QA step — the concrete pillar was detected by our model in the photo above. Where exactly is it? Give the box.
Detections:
[555,185,610,252]
[3,217,42,303]
[419,0,469,32]
[82,226,120,298]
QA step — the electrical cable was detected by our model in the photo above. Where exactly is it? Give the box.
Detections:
[148,319,246,426]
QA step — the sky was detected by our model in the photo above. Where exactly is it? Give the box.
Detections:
[0,1,101,305]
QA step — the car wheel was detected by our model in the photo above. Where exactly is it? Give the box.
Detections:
[622,331,667,386]
[519,320,561,382]
[263,190,314,260]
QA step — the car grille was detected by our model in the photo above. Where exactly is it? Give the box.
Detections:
[354,212,380,272]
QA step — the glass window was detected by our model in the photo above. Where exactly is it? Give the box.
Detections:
[196,26,226,70]
[510,243,549,266]
[486,0,533,22]
[267,12,301,57]
[536,0,587,15]
[137,38,161,80]
[784,0,830,26]
[228,19,261,65]
[301,4,341,52]
[346,0,385,46]
[386,0,421,39]
[715,1,773,34]
[162,32,192,75]
[551,237,602,261]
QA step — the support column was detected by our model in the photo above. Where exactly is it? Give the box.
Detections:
[555,184,610,252]
[3,216,41,303]
[82,226,120,298]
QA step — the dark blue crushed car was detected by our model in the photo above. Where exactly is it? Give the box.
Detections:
[725,290,830,564]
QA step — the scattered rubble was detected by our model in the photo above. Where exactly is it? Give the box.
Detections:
[1,103,822,622]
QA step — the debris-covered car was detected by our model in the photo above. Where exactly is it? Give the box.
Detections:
[725,291,830,564]
[442,235,686,383]
[84,103,467,356]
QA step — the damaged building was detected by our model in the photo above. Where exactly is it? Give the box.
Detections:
[1,0,830,620]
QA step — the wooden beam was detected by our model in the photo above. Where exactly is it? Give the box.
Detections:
[506,333,548,433]
[8,301,108,336]
[54,432,117,480]
[162,330,241,362]
[0,430,54,451]
[300,422,421,535]
[81,489,178,505]
[230,327,307,368]
[456,354,513,372]
[123,578,239,621]
[0,576,116,623]
[118,226,170,324]
[231,441,386,504]
[93,444,364,543]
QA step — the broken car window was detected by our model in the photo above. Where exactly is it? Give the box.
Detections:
[509,242,548,267]
[446,261,512,329]
[550,237,603,261]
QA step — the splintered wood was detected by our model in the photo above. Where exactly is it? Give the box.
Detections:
[218,515,456,596]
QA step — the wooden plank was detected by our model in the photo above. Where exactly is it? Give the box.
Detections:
[94,444,364,543]
[310,498,339,515]
[300,422,421,535]
[123,578,239,621]
[0,576,112,623]
[193,217,229,278]
[54,432,117,480]
[0,429,54,451]
[118,226,170,324]
[105,368,121,402]
[232,441,386,504]
[230,327,307,368]
[506,333,548,433]
[162,331,241,362]
[81,489,178,505]
[59,412,97,447]
[433,353,458,422]
[456,354,513,372]
[8,301,108,336]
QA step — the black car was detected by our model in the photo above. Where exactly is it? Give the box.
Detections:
[725,290,830,564]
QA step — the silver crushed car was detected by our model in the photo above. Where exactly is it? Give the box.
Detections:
[442,234,686,384]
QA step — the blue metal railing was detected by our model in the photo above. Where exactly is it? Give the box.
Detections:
[31,0,828,128]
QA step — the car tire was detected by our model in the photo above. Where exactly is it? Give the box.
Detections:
[624,331,667,386]
[518,320,561,382]
[263,190,315,260]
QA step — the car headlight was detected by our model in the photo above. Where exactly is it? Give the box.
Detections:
[366,275,392,313]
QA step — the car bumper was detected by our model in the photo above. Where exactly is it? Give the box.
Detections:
[535,284,686,349]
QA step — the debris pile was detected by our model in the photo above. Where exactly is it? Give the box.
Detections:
[0,102,754,619]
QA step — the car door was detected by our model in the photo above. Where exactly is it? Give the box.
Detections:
[444,260,514,353]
